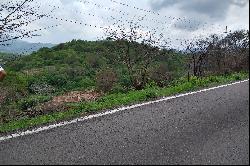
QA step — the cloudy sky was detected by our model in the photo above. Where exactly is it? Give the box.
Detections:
[2,0,249,49]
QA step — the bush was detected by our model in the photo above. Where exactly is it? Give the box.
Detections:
[62,77,95,91]
[65,67,85,81]
[79,77,95,89]
[47,74,67,87]
[18,95,51,111]
[145,90,158,99]
[85,53,105,69]
[110,83,127,94]
[208,76,220,83]
[96,68,117,93]
[118,69,132,88]
[233,74,241,80]
[19,98,38,111]
[149,64,173,87]
[145,81,158,89]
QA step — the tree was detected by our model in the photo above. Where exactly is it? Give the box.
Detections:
[205,30,249,74]
[0,0,48,44]
[226,30,249,71]
[104,20,166,89]
[185,39,205,77]
[206,34,226,74]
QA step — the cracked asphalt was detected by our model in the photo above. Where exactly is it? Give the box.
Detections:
[0,81,249,165]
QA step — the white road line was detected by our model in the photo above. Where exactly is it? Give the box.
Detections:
[0,79,249,142]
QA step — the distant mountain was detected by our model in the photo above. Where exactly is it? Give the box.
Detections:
[0,40,56,54]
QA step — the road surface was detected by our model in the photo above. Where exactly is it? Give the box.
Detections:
[0,81,249,165]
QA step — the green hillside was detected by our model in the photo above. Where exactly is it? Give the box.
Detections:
[0,40,55,54]
[0,33,249,132]
[0,39,186,123]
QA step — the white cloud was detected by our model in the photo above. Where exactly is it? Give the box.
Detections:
[1,0,248,49]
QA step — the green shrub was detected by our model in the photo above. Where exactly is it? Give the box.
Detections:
[145,81,158,89]
[110,83,127,94]
[47,74,67,87]
[119,74,132,88]
[145,90,158,99]
[18,95,51,111]
[208,76,220,83]
[234,74,241,80]
[19,98,38,111]
[65,67,85,81]
[79,77,95,89]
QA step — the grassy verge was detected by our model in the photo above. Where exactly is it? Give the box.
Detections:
[0,72,249,134]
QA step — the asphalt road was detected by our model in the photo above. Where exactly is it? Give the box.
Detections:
[0,81,249,165]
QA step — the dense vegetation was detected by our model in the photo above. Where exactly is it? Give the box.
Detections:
[0,39,185,122]
[0,29,249,132]
[1,72,248,133]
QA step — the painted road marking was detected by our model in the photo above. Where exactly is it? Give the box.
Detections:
[0,79,249,142]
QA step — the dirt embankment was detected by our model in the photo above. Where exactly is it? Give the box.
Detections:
[29,90,102,117]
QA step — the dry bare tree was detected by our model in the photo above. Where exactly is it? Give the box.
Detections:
[226,30,249,71]
[104,19,166,89]
[0,0,49,44]
[185,39,209,77]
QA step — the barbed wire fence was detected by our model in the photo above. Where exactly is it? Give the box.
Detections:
[0,0,237,58]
